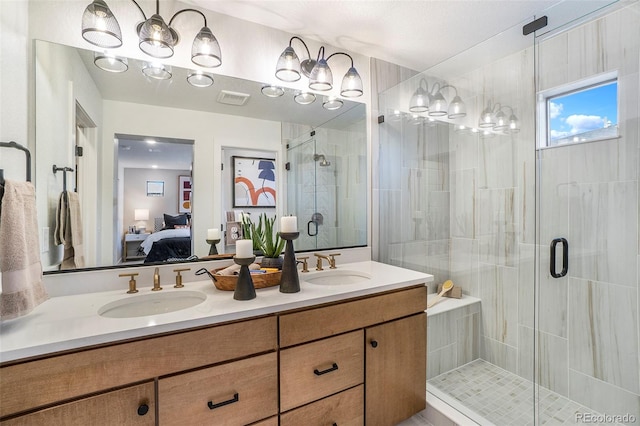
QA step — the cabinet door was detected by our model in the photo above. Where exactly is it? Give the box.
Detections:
[365,313,426,426]
[158,352,278,426]
[1,382,154,426]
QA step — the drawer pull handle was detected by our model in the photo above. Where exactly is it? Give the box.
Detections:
[314,363,339,376]
[370,340,378,348]
[207,393,239,410]
[137,404,149,416]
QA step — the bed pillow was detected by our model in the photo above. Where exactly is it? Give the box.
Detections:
[163,213,188,230]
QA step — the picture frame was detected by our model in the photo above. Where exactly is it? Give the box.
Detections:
[146,180,164,197]
[178,175,192,213]
[232,156,276,207]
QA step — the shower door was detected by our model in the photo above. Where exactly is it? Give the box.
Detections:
[535,1,639,422]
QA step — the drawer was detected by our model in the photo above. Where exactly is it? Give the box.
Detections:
[280,330,364,411]
[0,382,155,426]
[279,286,427,347]
[250,416,278,426]
[280,385,364,426]
[158,352,278,426]
[0,316,276,418]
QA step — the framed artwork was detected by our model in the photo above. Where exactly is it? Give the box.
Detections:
[232,156,276,207]
[179,175,192,213]
[146,180,164,197]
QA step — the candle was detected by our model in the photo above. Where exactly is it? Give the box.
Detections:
[207,228,220,240]
[236,239,253,258]
[281,216,297,233]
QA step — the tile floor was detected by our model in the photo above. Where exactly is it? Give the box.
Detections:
[426,359,620,426]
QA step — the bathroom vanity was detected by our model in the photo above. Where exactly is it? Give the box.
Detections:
[0,261,432,425]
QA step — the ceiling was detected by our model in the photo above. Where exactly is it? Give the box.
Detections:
[185,0,564,72]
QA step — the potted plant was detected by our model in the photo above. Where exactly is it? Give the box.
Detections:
[243,213,285,269]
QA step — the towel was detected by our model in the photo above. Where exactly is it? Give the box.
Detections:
[0,180,48,320]
[55,191,85,270]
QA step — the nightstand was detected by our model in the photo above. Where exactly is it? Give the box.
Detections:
[124,233,150,261]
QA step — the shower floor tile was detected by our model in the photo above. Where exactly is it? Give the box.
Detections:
[428,359,619,426]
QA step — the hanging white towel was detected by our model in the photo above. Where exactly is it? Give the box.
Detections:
[0,180,48,320]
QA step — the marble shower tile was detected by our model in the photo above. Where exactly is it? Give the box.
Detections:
[568,278,639,394]
[568,181,638,288]
[378,120,404,191]
[481,336,518,374]
[517,243,535,329]
[427,343,458,380]
[569,369,640,424]
[479,134,516,190]
[450,168,476,239]
[538,146,569,245]
[449,129,479,173]
[517,325,535,382]
[428,310,456,350]
[537,31,569,91]
[457,312,480,366]
[478,263,518,346]
[477,188,517,267]
[537,329,569,397]
[450,238,479,296]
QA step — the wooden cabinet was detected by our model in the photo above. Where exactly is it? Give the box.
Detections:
[366,313,427,425]
[0,285,426,425]
[0,382,155,426]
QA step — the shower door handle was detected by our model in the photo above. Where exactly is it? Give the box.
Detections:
[550,238,568,278]
[307,220,318,236]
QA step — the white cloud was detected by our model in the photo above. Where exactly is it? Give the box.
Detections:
[549,102,563,119]
[566,114,604,134]
[550,130,571,139]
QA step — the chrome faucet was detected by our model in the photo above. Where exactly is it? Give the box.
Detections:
[152,267,162,291]
[314,253,340,270]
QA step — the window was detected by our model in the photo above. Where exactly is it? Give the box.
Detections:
[538,72,618,148]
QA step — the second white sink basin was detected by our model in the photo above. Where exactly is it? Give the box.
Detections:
[303,269,372,285]
[99,291,207,318]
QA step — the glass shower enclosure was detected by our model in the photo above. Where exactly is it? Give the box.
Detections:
[377,1,639,424]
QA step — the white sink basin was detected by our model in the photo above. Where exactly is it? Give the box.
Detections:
[98,291,207,318]
[303,269,372,285]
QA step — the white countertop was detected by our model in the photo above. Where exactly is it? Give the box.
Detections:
[0,261,432,363]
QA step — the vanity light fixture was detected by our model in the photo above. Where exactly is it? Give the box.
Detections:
[187,70,214,88]
[261,85,285,98]
[322,96,343,110]
[294,91,316,105]
[478,102,520,133]
[142,62,172,80]
[275,36,363,98]
[410,78,467,119]
[81,0,222,67]
[93,51,128,73]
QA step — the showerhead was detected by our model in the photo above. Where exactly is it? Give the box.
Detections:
[313,153,331,167]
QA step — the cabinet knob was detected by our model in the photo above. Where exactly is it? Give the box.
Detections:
[137,403,149,416]
[370,340,378,348]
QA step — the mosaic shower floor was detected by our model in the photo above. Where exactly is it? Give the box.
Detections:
[427,359,617,426]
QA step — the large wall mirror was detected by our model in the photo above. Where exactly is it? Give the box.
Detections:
[34,40,367,274]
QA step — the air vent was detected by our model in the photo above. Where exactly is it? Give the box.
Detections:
[217,90,250,106]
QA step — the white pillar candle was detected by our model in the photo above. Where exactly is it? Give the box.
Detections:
[207,228,220,240]
[281,216,297,233]
[236,239,253,258]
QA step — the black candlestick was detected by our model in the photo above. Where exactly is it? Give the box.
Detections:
[206,238,220,255]
[233,256,256,300]
[279,232,300,293]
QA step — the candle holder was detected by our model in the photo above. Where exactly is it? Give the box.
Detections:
[206,238,220,255]
[279,232,300,293]
[233,256,257,300]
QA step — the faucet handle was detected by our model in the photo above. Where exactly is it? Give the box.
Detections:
[173,268,191,288]
[327,253,341,269]
[119,272,139,294]
[296,256,309,273]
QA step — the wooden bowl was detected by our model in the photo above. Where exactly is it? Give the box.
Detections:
[209,267,281,291]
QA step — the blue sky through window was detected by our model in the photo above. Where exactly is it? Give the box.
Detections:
[548,81,617,141]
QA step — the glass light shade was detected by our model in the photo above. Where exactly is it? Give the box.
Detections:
[294,91,316,105]
[191,27,221,68]
[409,87,429,113]
[138,14,175,58]
[448,95,467,118]
[261,85,284,97]
[509,114,520,132]
[322,96,343,110]
[341,67,363,97]
[275,46,301,82]
[308,59,333,91]
[142,62,172,80]
[493,110,508,130]
[478,107,495,128]
[93,51,128,73]
[428,92,448,117]
[81,0,122,48]
[187,71,214,88]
